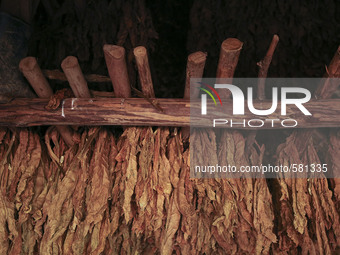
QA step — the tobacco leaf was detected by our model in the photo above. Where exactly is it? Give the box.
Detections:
[0,188,17,254]
[274,130,340,254]
[133,127,155,240]
[214,131,254,253]
[1,125,338,254]
[15,131,41,211]
[8,129,30,201]
[328,129,340,211]
[249,143,277,254]
[45,88,74,111]
[160,193,181,255]
[85,129,112,231]
[39,128,98,254]
[86,130,115,254]
[119,127,141,224]
[34,127,72,240]
[176,149,199,254]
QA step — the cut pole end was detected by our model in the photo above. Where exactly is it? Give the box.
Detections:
[188,51,207,64]
[133,46,147,57]
[61,56,79,69]
[19,57,38,72]
[103,44,125,59]
[273,34,279,42]
[221,38,243,52]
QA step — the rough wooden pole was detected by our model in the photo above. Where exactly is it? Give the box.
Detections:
[42,69,111,83]
[103,44,131,98]
[246,35,279,152]
[216,38,243,80]
[324,45,340,203]
[314,45,340,99]
[314,47,340,96]
[324,45,340,77]
[19,56,53,98]
[133,46,155,98]
[184,51,207,99]
[257,34,279,100]
[61,56,91,98]
[216,38,243,153]
[0,98,339,128]
[182,51,207,140]
[19,57,75,146]
[295,46,340,153]
[216,38,243,98]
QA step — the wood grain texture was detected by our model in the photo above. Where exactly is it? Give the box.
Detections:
[103,44,131,98]
[42,69,111,83]
[184,51,207,99]
[216,38,243,98]
[182,51,207,140]
[295,46,340,152]
[133,46,155,98]
[19,57,53,98]
[257,35,279,100]
[61,56,91,98]
[0,98,339,129]
[314,45,340,99]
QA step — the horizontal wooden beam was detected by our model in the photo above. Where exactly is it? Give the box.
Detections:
[0,98,339,129]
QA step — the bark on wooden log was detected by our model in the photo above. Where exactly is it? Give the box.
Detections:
[294,46,340,153]
[19,57,75,146]
[184,51,207,99]
[103,44,131,98]
[0,98,339,128]
[216,38,243,98]
[42,69,111,83]
[61,56,91,98]
[246,35,279,151]
[90,90,115,98]
[257,34,279,100]
[314,45,340,99]
[133,46,155,98]
[19,57,53,98]
[182,51,207,140]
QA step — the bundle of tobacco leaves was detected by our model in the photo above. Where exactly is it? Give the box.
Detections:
[329,129,340,212]
[0,126,339,254]
[274,131,340,254]
[190,128,276,254]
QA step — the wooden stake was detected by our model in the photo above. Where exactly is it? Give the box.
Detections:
[90,90,115,98]
[184,51,207,99]
[247,35,279,153]
[216,38,243,98]
[103,44,131,98]
[19,57,53,98]
[133,46,155,98]
[42,69,111,83]
[182,51,207,140]
[314,45,340,99]
[61,56,91,98]
[325,45,340,77]
[257,34,279,100]
[295,46,340,153]
[19,57,75,146]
